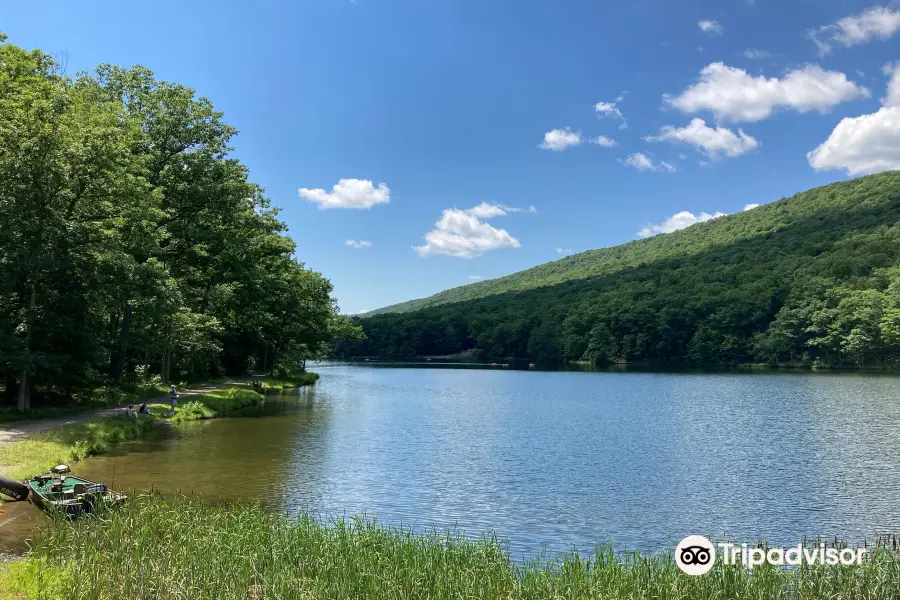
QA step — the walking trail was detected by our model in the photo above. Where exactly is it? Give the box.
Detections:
[0,381,241,446]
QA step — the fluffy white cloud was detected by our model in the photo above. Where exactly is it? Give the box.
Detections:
[595,101,628,129]
[414,207,521,258]
[638,210,726,238]
[465,202,508,218]
[809,6,900,55]
[621,153,675,173]
[540,128,582,151]
[883,62,900,107]
[299,178,390,209]
[743,48,772,59]
[468,275,484,280]
[664,62,868,123]
[743,203,760,211]
[556,248,574,255]
[357,309,371,314]
[807,106,900,175]
[698,20,724,36]
[345,240,373,248]
[528,205,538,213]
[589,135,617,147]
[623,152,654,171]
[645,118,760,159]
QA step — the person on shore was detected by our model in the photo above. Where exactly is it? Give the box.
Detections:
[124,405,135,417]
[138,402,150,415]
[168,385,178,416]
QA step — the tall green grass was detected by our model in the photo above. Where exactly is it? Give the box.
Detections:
[3,494,898,599]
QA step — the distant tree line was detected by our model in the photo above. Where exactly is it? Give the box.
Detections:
[0,38,361,410]
[347,172,900,370]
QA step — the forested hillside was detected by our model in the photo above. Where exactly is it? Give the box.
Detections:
[0,38,358,411]
[349,172,900,368]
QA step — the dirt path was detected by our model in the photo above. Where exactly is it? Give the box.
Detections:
[0,381,242,446]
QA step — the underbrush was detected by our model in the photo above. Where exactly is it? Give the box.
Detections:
[2,494,899,599]
[0,383,168,425]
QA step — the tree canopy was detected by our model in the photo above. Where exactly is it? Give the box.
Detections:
[0,39,359,410]
[354,172,900,369]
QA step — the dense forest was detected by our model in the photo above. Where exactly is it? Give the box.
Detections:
[349,172,900,369]
[0,38,359,411]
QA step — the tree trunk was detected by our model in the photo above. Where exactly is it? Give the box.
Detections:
[111,304,134,383]
[2,376,17,406]
[17,286,38,411]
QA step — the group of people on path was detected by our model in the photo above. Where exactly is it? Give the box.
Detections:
[123,385,179,418]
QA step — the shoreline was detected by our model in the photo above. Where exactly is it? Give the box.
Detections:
[3,494,899,599]
[0,375,318,498]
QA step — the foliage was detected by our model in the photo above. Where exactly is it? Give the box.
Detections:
[2,494,899,599]
[0,39,341,412]
[355,172,900,369]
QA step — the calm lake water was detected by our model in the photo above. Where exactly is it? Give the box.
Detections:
[4,365,900,558]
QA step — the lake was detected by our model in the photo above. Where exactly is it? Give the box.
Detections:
[4,365,900,558]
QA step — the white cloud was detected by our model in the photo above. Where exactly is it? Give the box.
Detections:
[638,210,726,238]
[645,118,760,159]
[358,309,370,314]
[539,127,582,151]
[556,248,574,255]
[466,202,508,218]
[664,62,869,123]
[595,101,628,129]
[621,153,675,173]
[589,135,617,147]
[299,178,390,209]
[883,62,900,107]
[414,206,521,258]
[623,152,654,171]
[807,106,900,175]
[743,203,760,211]
[468,275,484,280]
[345,240,373,248]
[809,6,900,55]
[743,48,772,59]
[698,20,724,36]
[465,202,534,217]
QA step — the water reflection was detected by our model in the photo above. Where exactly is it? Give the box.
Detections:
[4,368,900,559]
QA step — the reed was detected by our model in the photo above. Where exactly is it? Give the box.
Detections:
[2,494,898,599]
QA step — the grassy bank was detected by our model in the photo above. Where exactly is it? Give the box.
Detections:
[256,372,320,391]
[158,387,264,423]
[0,387,263,484]
[0,416,157,482]
[2,495,899,600]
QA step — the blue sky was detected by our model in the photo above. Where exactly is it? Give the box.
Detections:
[4,1,900,314]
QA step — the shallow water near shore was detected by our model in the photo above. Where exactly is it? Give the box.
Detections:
[3,365,900,559]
